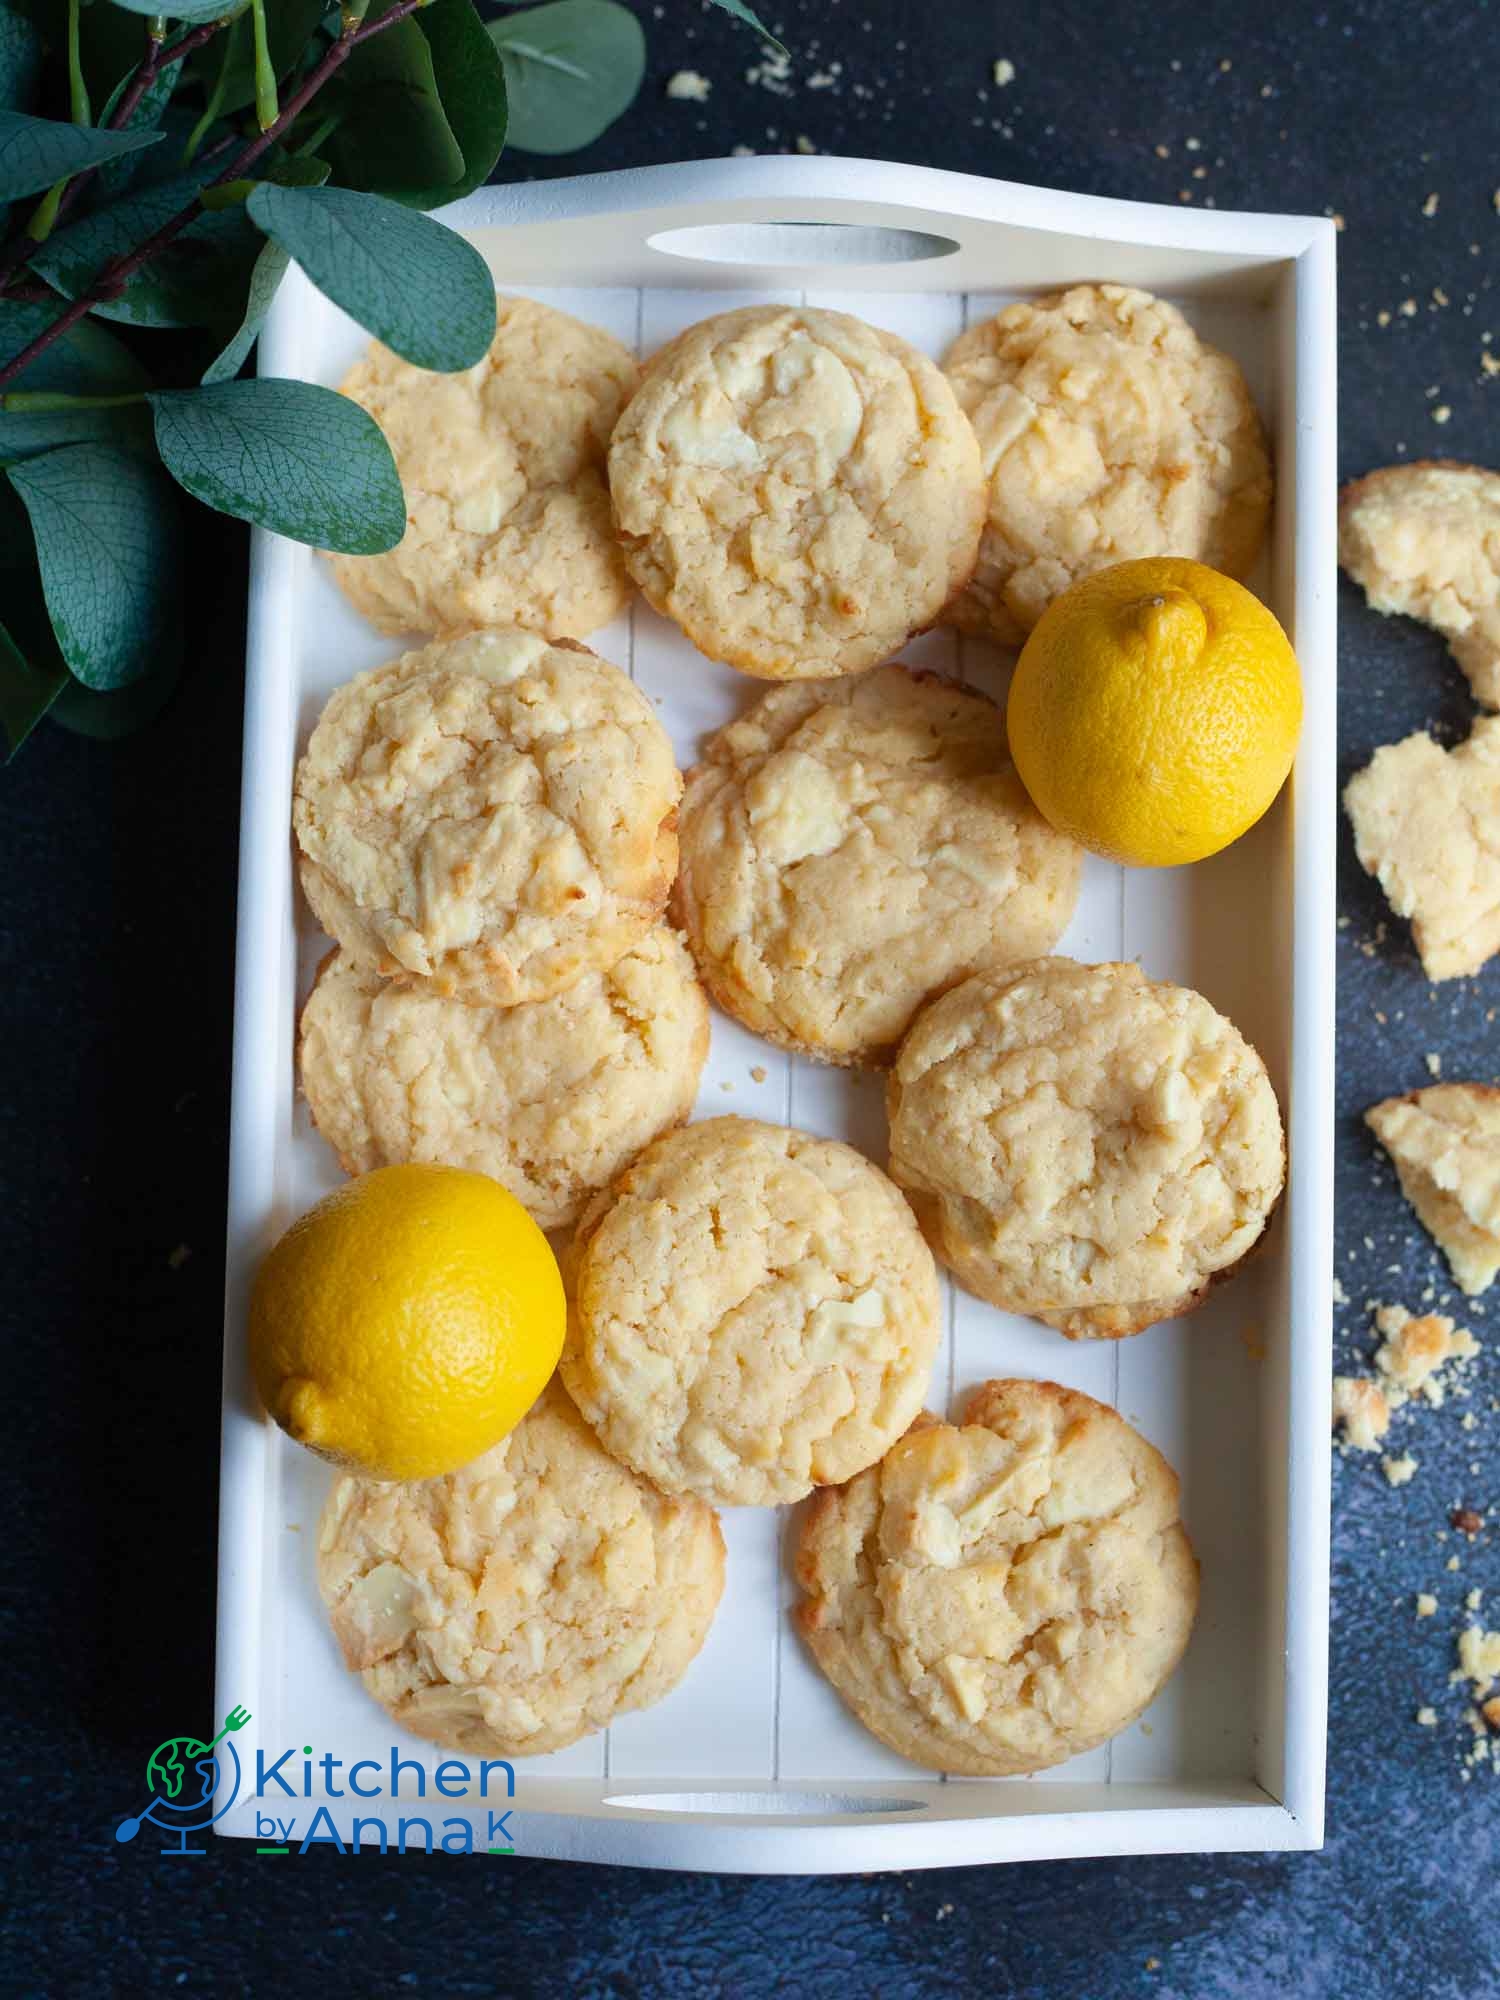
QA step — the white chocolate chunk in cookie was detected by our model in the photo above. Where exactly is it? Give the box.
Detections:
[562,1117,941,1508]
[795,1380,1199,1775]
[327,297,639,641]
[294,628,681,1007]
[1367,1084,1500,1295]
[1344,718,1500,983]
[318,1382,724,1759]
[1339,461,1500,708]
[942,284,1271,643]
[610,305,985,680]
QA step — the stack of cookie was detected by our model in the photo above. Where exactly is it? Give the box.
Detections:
[292,287,1284,1776]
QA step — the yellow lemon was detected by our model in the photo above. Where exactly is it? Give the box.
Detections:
[249,1164,565,1481]
[1007,557,1303,867]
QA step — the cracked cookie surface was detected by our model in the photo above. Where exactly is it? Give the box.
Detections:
[795,1378,1198,1774]
[1344,717,1500,982]
[942,284,1272,644]
[608,305,985,680]
[327,298,638,640]
[561,1116,942,1507]
[887,958,1285,1338]
[673,664,1081,1067]
[318,1380,724,1759]
[298,929,709,1230]
[294,628,681,1007]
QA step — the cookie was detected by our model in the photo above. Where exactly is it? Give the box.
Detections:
[1344,718,1500,982]
[294,628,681,1007]
[942,284,1272,644]
[318,1381,724,1759]
[672,664,1081,1066]
[1366,1083,1500,1296]
[608,304,985,679]
[1339,461,1500,709]
[561,1117,942,1507]
[299,928,709,1231]
[795,1378,1199,1775]
[887,958,1285,1338]
[326,297,638,641]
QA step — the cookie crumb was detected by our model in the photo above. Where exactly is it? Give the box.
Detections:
[1432,406,1452,425]
[1422,192,1440,218]
[1417,1592,1439,1617]
[1468,1588,1485,1611]
[1383,1452,1418,1487]
[1333,1374,1390,1451]
[666,69,712,102]
[1417,1705,1439,1726]
[1425,1051,1442,1076]
[992,58,1015,86]
[750,1065,767,1083]
[1456,1625,1500,1695]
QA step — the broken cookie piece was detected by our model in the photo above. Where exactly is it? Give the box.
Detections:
[1343,717,1500,981]
[1339,461,1500,707]
[1367,1083,1500,1295]
[1332,1374,1390,1451]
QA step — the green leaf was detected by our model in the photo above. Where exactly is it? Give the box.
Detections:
[0,107,162,202]
[200,153,331,384]
[47,648,180,737]
[245,181,495,370]
[489,0,643,155]
[150,377,405,551]
[0,297,153,457]
[0,615,65,758]
[199,233,287,381]
[0,2,43,115]
[95,52,185,198]
[703,0,786,56]
[5,442,182,689]
[28,160,264,327]
[405,0,506,207]
[327,0,464,200]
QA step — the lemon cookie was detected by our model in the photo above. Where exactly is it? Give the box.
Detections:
[1366,1084,1500,1296]
[608,304,985,679]
[299,928,709,1230]
[327,297,638,640]
[1339,461,1500,708]
[294,628,680,1007]
[673,664,1081,1066]
[319,1381,724,1759]
[942,284,1272,643]
[795,1378,1198,1775]
[561,1117,942,1507]
[1344,718,1500,982]
[887,959,1285,1338]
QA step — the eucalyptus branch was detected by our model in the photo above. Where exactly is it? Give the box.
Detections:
[0,0,430,393]
[0,14,235,297]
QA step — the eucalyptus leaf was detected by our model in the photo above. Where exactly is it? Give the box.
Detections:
[150,377,405,551]
[489,0,643,155]
[0,616,65,759]
[0,1,43,115]
[245,181,496,370]
[328,0,464,199]
[0,107,162,202]
[30,159,273,328]
[0,297,154,455]
[200,234,288,383]
[48,648,181,738]
[404,0,507,207]
[704,0,786,56]
[5,442,183,690]
[95,53,185,199]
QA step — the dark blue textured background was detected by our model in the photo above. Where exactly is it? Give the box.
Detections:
[4,2,1498,1993]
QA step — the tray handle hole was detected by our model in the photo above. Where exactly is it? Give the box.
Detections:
[604,1790,928,1816]
[645,222,960,268]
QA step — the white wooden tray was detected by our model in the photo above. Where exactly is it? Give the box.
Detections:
[216,156,1336,1871]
